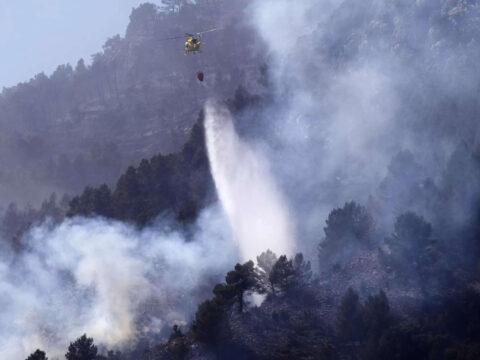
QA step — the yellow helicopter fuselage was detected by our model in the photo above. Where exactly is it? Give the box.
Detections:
[184,37,201,55]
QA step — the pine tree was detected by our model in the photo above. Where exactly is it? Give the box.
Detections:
[336,288,365,341]
[65,334,98,360]
[26,349,48,360]
[225,260,263,312]
[269,253,311,294]
[257,250,278,293]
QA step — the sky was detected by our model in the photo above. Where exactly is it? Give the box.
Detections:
[0,1,164,89]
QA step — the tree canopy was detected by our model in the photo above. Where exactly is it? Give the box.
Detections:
[65,334,98,360]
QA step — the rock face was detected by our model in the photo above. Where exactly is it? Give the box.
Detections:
[0,0,265,206]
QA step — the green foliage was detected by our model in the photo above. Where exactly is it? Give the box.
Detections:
[192,299,225,343]
[26,349,48,360]
[361,290,393,359]
[442,288,480,340]
[257,250,278,293]
[269,255,296,294]
[377,320,431,360]
[324,201,374,243]
[373,287,480,360]
[68,185,113,218]
[318,202,374,268]
[335,288,365,341]
[185,250,480,360]
[363,290,392,339]
[384,211,437,287]
[225,260,264,312]
[212,283,237,305]
[394,211,432,240]
[1,193,66,250]
[65,334,97,360]
[67,117,213,225]
[269,253,312,295]
[293,253,313,284]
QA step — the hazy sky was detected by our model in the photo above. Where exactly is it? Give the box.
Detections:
[0,1,164,89]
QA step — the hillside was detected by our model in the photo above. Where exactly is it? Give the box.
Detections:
[0,0,265,206]
[3,0,480,359]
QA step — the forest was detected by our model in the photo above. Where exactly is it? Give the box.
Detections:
[1,0,480,359]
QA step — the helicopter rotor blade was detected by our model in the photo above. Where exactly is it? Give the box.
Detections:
[157,34,189,41]
[157,28,217,42]
[197,27,217,35]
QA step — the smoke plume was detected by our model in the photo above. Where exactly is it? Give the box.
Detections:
[3,0,480,357]
[245,0,480,247]
[0,207,235,359]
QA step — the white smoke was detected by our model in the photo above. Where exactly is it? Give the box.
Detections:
[0,99,298,358]
[205,102,295,261]
[4,1,480,358]
[244,0,480,243]
[249,0,402,189]
[0,206,236,359]
[0,99,299,359]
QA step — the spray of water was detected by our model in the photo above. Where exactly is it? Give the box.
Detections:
[205,102,294,261]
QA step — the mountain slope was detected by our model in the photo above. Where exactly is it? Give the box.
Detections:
[0,0,265,206]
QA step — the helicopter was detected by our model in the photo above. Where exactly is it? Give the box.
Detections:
[184,28,217,55]
[159,28,217,55]
[158,28,217,81]
[184,34,201,55]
